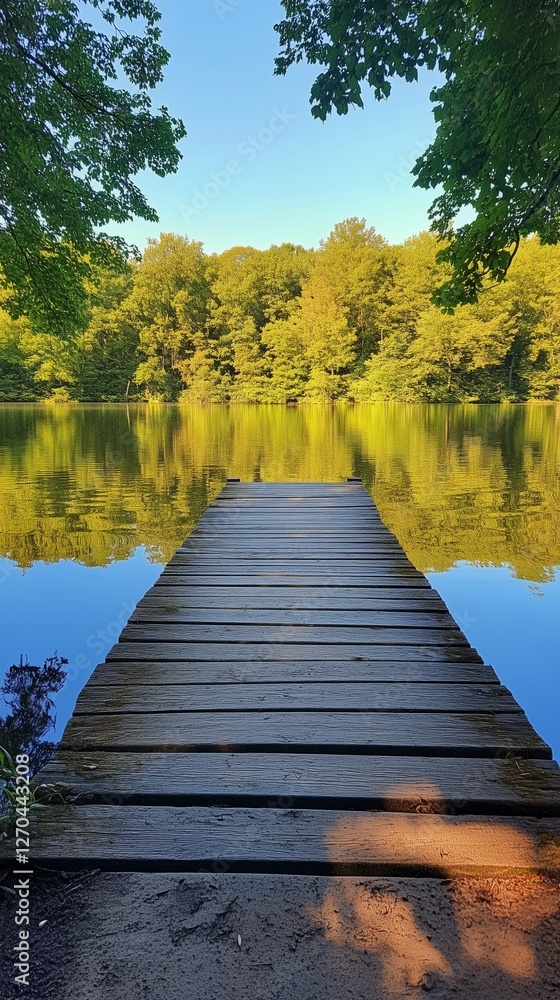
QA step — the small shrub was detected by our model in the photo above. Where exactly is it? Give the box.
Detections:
[0,746,46,840]
[48,387,73,403]
[0,653,67,836]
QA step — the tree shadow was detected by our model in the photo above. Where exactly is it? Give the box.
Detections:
[308,790,560,995]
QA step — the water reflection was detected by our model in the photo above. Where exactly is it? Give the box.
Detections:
[0,654,67,775]
[0,403,558,577]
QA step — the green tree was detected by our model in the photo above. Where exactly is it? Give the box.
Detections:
[378,232,446,350]
[297,270,356,400]
[276,1,560,307]
[127,234,211,400]
[258,243,313,323]
[508,238,560,399]
[208,245,311,402]
[315,218,389,361]
[409,292,518,400]
[74,265,138,400]
[179,335,231,403]
[0,0,185,333]
[2,225,560,403]
[261,310,309,402]
[20,328,76,396]
[352,235,522,402]
[351,232,448,401]
[207,247,266,400]
[0,308,35,400]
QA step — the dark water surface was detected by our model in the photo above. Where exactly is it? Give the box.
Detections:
[0,403,558,758]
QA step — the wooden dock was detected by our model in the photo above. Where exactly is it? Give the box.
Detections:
[8,480,560,875]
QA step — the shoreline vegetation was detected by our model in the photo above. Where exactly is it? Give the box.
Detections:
[3,398,559,407]
[1,221,559,406]
[0,655,67,838]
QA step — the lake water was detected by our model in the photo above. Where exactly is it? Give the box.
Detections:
[0,403,558,760]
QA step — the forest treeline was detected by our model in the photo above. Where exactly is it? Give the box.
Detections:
[1,219,559,403]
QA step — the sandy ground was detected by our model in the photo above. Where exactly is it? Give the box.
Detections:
[1,871,559,999]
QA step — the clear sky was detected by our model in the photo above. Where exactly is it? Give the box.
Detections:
[110,0,438,254]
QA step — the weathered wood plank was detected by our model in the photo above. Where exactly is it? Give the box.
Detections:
[197,528,390,541]
[196,524,390,533]
[217,493,373,502]
[143,586,446,608]
[190,537,398,545]
[187,526,394,540]
[39,751,560,815]
[217,496,369,501]
[190,536,399,544]
[215,488,372,496]
[189,527,393,536]
[166,554,419,565]
[202,520,385,527]
[119,623,470,646]
[107,642,483,662]
[222,478,366,488]
[218,490,365,494]
[11,805,560,874]
[200,505,379,511]
[168,559,418,572]
[74,681,520,714]
[205,498,379,505]
[167,558,419,571]
[191,528,393,536]
[216,486,370,494]
[89,659,499,686]
[60,710,551,757]
[217,496,375,502]
[130,607,458,629]
[211,500,376,508]
[206,489,375,501]
[219,488,366,492]
[179,545,407,557]
[221,481,365,486]
[161,566,425,582]
[151,556,420,571]
[189,536,398,545]
[156,573,431,588]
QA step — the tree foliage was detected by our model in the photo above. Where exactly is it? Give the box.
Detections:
[275,1,560,307]
[0,653,67,775]
[0,0,185,332]
[1,222,560,403]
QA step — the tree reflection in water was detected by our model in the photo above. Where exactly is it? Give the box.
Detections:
[0,653,67,775]
[0,402,558,580]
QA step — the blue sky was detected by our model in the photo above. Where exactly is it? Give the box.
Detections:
[110,0,438,254]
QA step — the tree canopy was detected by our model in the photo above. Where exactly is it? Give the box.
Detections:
[0,0,185,332]
[275,1,560,308]
[1,221,560,403]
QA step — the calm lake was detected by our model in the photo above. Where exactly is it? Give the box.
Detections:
[0,403,558,760]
